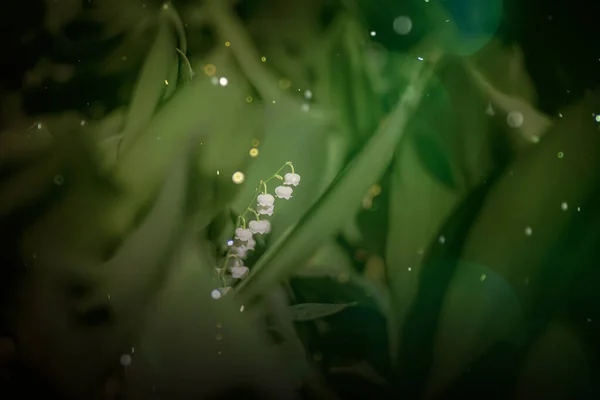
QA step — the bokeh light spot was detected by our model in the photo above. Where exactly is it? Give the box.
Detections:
[204,64,216,76]
[232,171,245,184]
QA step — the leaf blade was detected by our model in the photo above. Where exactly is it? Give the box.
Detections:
[119,17,177,153]
[289,302,357,322]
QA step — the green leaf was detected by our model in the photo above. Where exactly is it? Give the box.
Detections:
[399,92,600,396]
[435,59,500,188]
[467,62,551,144]
[408,77,459,189]
[119,16,177,153]
[422,262,524,397]
[325,16,382,142]
[329,361,388,387]
[235,57,437,301]
[392,172,498,393]
[295,241,391,317]
[289,302,357,322]
[412,123,457,189]
[130,237,299,399]
[385,134,459,363]
[163,53,179,101]
[108,53,255,236]
[460,92,600,301]
[10,133,200,396]
[176,48,196,83]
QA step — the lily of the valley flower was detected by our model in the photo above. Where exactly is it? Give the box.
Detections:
[257,193,275,206]
[257,204,274,216]
[283,173,301,186]
[231,246,248,259]
[226,257,242,269]
[275,185,293,199]
[235,227,253,241]
[249,219,271,234]
[240,236,256,251]
[216,162,300,293]
[231,265,249,279]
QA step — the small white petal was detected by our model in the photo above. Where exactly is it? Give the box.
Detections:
[257,193,275,206]
[211,289,222,299]
[283,173,301,186]
[231,246,248,259]
[231,266,249,279]
[241,237,256,251]
[235,227,253,241]
[257,204,274,216]
[275,185,293,199]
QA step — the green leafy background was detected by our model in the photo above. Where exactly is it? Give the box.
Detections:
[1,0,599,399]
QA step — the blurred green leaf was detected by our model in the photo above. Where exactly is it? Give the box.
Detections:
[467,62,552,145]
[295,241,391,317]
[110,52,256,236]
[176,48,196,83]
[289,302,357,322]
[412,124,456,189]
[392,173,497,395]
[92,107,125,143]
[424,262,524,397]
[329,360,388,387]
[435,59,499,188]
[11,133,199,397]
[127,237,298,399]
[235,57,436,301]
[408,77,460,189]
[119,16,177,153]
[397,92,600,397]
[325,16,382,142]
[460,92,600,302]
[356,169,391,258]
[261,288,312,389]
[163,53,179,100]
[385,134,459,363]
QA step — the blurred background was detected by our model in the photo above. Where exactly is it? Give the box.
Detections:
[1,0,599,398]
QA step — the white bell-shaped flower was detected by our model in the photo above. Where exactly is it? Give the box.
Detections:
[275,185,293,199]
[283,173,301,186]
[231,246,248,259]
[226,257,242,269]
[241,236,256,251]
[257,193,275,207]
[249,219,271,234]
[231,265,249,279]
[257,204,274,216]
[235,227,253,242]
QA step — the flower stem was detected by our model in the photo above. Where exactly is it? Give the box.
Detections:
[286,161,295,174]
[247,207,260,219]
